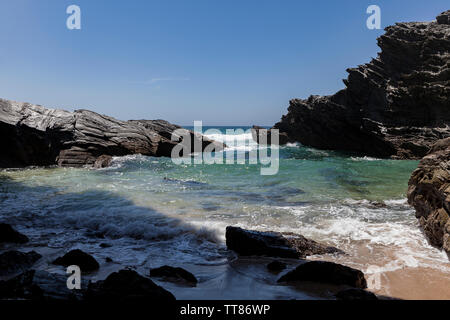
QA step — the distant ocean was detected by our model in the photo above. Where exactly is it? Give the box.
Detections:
[1,126,448,299]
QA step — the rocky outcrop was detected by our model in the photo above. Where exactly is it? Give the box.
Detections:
[408,138,450,255]
[150,265,198,286]
[251,125,289,145]
[225,226,343,258]
[0,99,224,168]
[274,10,450,159]
[85,269,175,301]
[0,251,42,276]
[0,223,29,244]
[335,288,378,300]
[278,261,367,289]
[52,249,100,272]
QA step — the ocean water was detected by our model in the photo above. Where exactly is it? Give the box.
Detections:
[0,127,449,299]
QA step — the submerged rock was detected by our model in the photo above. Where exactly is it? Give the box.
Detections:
[267,260,287,272]
[0,251,42,276]
[225,226,343,259]
[52,249,100,272]
[273,11,450,159]
[278,261,367,289]
[336,288,378,300]
[150,265,198,286]
[0,270,81,300]
[0,99,225,168]
[85,269,175,301]
[408,138,450,255]
[0,223,29,244]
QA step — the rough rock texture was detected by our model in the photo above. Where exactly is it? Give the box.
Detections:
[278,261,367,289]
[251,125,289,145]
[0,270,82,300]
[0,99,224,168]
[52,249,100,272]
[225,226,343,258]
[335,288,378,300]
[408,138,450,254]
[0,251,42,276]
[150,265,198,286]
[85,269,175,301]
[274,11,450,159]
[0,223,29,244]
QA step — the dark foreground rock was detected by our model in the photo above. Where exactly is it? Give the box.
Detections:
[52,249,100,272]
[85,269,175,301]
[0,99,225,168]
[336,288,378,300]
[226,226,343,259]
[278,261,367,289]
[0,270,81,300]
[267,260,287,272]
[273,11,450,159]
[408,138,450,255]
[150,265,197,286]
[0,251,42,276]
[0,223,29,244]
[251,125,289,145]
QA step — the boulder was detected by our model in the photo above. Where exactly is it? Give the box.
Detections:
[0,269,82,300]
[408,138,450,255]
[251,125,290,145]
[0,99,225,168]
[273,11,450,159]
[278,261,367,289]
[93,155,113,168]
[335,288,378,300]
[150,265,197,286]
[0,223,29,244]
[85,269,175,301]
[52,249,100,272]
[0,251,42,276]
[225,226,343,259]
[267,260,287,272]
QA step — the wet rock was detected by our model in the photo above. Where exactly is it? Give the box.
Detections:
[0,270,82,300]
[278,261,367,289]
[225,226,343,259]
[85,269,175,301]
[408,138,450,255]
[0,223,29,244]
[99,243,112,248]
[251,125,289,145]
[273,12,450,159]
[93,155,113,168]
[336,288,378,300]
[267,260,287,272]
[0,251,42,276]
[150,265,198,286]
[52,249,100,272]
[105,257,113,263]
[0,99,225,168]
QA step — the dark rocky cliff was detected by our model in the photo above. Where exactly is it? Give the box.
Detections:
[274,10,450,159]
[0,99,224,168]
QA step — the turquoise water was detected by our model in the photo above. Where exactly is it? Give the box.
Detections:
[0,127,448,298]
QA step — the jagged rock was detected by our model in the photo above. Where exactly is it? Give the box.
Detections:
[150,265,198,286]
[0,223,29,244]
[278,261,367,289]
[335,288,378,300]
[52,249,100,272]
[0,99,225,168]
[274,11,450,159]
[0,270,82,300]
[225,226,343,259]
[93,155,113,168]
[0,251,42,276]
[408,137,450,255]
[267,260,287,272]
[85,269,175,301]
[251,125,289,145]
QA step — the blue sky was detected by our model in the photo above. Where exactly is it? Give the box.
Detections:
[0,1,448,126]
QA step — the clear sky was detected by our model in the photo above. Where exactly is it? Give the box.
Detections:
[0,1,448,126]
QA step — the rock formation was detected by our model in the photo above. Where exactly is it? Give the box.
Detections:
[225,226,343,258]
[0,98,224,168]
[273,10,450,159]
[52,249,100,272]
[150,265,198,286]
[408,138,450,255]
